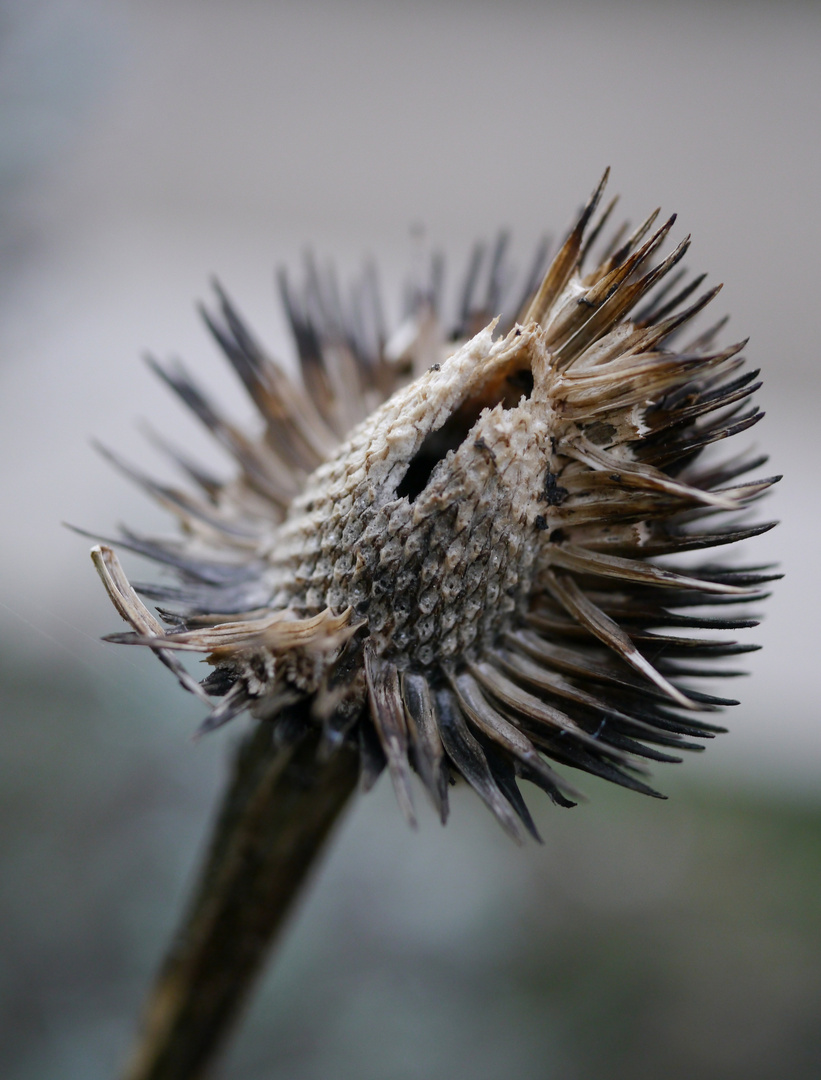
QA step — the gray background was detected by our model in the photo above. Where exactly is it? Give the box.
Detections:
[1,2,819,1078]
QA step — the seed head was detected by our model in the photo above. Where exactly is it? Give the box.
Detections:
[88,172,778,840]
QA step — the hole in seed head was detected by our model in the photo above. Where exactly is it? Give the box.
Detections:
[396,369,533,503]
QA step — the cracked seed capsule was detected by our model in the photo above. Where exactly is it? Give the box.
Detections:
[88,170,779,840]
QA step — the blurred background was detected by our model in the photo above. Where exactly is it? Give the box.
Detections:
[1,1,819,1077]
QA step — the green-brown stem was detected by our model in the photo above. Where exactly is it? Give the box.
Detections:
[121,715,360,1080]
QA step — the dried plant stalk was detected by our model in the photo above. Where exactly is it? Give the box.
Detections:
[85,172,778,1077]
[122,716,358,1080]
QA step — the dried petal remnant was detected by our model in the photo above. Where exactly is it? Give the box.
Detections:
[90,173,777,839]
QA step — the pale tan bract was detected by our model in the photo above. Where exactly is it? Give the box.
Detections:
[90,171,777,840]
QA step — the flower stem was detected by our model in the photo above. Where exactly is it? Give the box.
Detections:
[120,714,360,1080]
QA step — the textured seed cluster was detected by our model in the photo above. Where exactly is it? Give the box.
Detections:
[260,326,552,672]
[92,172,775,834]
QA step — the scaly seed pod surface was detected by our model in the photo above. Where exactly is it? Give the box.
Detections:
[89,171,778,841]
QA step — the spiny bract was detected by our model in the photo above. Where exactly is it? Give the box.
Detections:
[89,172,778,840]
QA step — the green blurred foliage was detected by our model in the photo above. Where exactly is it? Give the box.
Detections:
[1,648,819,1080]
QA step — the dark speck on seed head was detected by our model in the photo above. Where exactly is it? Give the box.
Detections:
[543,467,568,506]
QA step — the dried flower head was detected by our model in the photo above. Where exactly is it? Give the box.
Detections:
[89,172,777,840]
